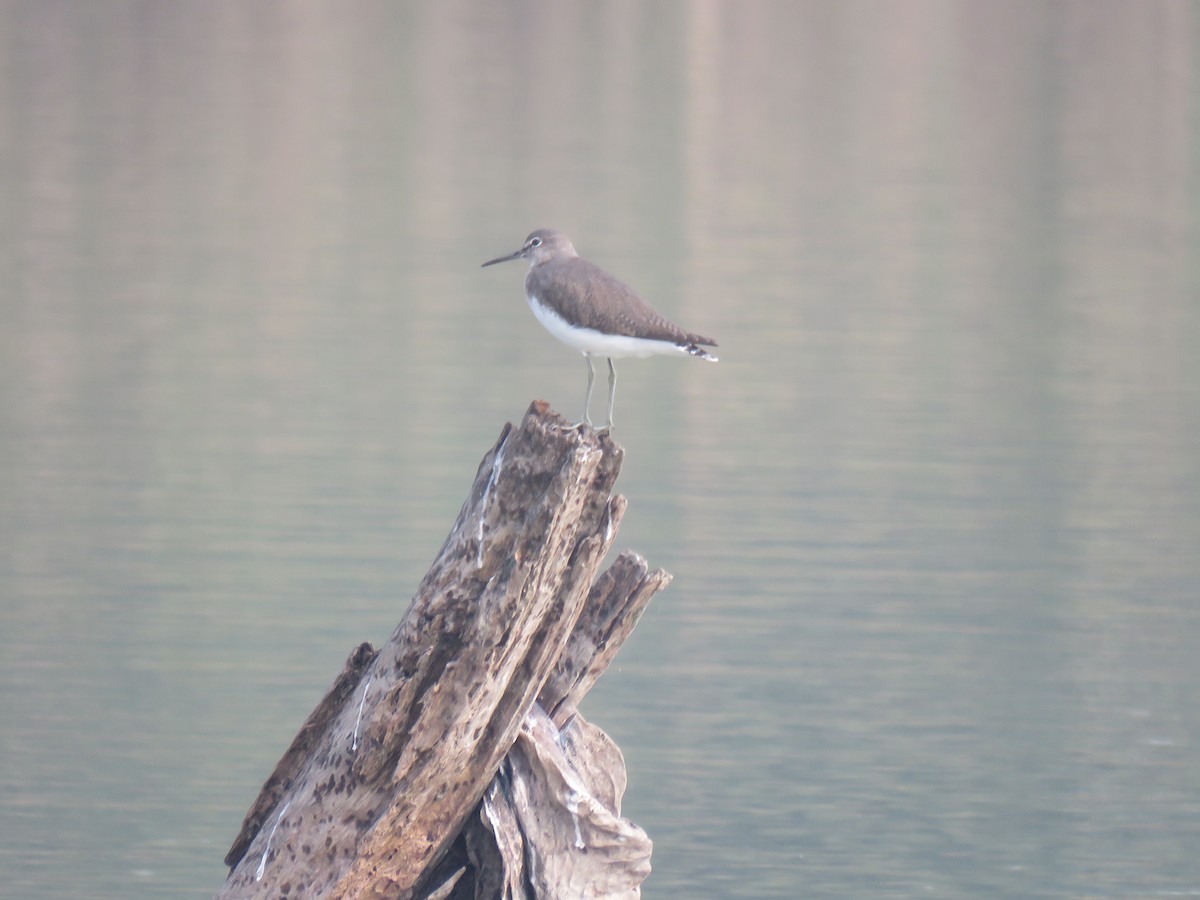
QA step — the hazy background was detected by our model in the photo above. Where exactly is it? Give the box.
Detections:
[2,2,1198,897]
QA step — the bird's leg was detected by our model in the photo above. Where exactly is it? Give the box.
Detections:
[598,357,617,432]
[563,355,595,431]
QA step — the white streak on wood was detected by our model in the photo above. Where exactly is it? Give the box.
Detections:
[254,800,291,882]
[477,442,507,568]
[351,677,373,752]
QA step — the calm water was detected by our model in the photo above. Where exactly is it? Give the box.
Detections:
[2,3,1199,898]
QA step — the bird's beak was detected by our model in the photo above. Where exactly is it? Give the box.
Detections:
[481,247,525,267]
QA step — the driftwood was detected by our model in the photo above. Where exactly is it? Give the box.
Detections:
[218,402,668,899]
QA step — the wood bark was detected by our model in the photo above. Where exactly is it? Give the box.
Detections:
[219,402,667,899]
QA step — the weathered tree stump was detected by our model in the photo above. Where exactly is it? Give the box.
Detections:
[218,402,668,899]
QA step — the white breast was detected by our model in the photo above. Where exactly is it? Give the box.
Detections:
[528,295,686,359]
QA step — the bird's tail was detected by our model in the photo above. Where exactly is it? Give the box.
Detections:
[683,342,719,362]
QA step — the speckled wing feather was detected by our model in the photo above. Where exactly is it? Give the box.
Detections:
[527,257,717,348]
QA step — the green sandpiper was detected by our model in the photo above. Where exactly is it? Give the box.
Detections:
[482,228,718,430]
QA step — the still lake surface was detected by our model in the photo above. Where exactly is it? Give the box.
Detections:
[2,3,1198,898]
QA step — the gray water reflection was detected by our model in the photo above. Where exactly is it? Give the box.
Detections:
[1,3,1198,898]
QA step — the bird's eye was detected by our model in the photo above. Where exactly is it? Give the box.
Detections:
[530,237,542,248]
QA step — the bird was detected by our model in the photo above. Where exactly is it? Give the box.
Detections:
[481,229,718,430]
